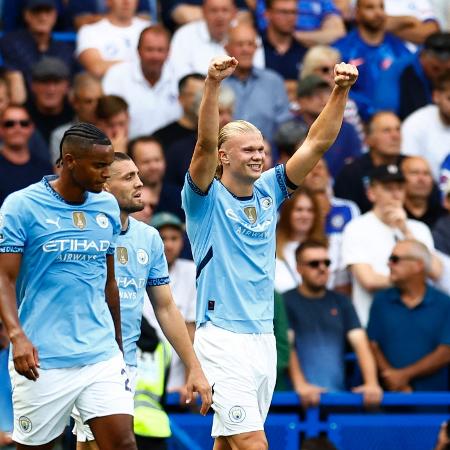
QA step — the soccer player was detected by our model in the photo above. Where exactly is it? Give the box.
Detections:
[0,123,133,450]
[182,56,358,450]
[74,152,212,449]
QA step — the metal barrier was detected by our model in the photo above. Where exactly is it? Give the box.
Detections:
[166,392,450,450]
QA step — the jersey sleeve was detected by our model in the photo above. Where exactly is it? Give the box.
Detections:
[0,193,28,253]
[181,171,217,221]
[147,232,170,287]
[107,196,121,255]
[257,164,290,209]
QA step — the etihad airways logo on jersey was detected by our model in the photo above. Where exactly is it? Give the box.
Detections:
[43,239,111,253]
[117,277,146,299]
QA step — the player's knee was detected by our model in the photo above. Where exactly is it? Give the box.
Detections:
[240,436,268,450]
[113,432,137,450]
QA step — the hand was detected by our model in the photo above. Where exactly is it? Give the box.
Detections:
[434,421,450,450]
[384,206,407,231]
[184,365,212,416]
[381,367,410,391]
[352,383,383,407]
[334,62,358,89]
[295,382,326,409]
[11,333,39,381]
[110,128,128,154]
[207,56,238,82]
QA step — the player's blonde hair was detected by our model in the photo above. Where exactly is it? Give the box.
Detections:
[216,120,262,178]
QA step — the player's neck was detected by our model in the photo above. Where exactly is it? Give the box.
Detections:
[120,212,129,231]
[51,173,87,203]
[220,172,254,197]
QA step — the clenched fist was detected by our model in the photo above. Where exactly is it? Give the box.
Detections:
[207,56,238,82]
[334,62,358,88]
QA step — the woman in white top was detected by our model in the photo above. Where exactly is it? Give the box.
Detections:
[275,187,326,293]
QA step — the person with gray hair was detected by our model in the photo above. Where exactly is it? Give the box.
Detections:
[367,238,450,392]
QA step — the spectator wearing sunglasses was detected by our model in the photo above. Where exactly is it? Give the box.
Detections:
[285,239,382,408]
[341,164,442,326]
[368,239,450,392]
[0,105,52,205]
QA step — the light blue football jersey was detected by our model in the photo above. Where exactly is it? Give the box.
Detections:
[0,176,122,369]
[115,217,169,367]
[182,165,290,333]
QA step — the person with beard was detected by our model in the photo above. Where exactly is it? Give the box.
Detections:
[72,152,211,450]
[285,240,382,408]
[333,0,410,121]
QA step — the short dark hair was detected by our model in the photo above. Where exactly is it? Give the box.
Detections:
[127,135,163,161]
[113,152,131,162]
[138,24,171,49]
[57,122,111,166]
[266,0,296,8]
[295,239,328,263]
[178,73,205,95]
[96,95,128,120]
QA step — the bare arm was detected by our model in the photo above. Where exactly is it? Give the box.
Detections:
[0,253,39,380]
[147,283,212,414]
[171,4,203,25]
[189,56,238,192]
[105,254,122,352]
[402,344,450,381]
[348,329,383,406]
[288,348,325,408]
[350,263,391,292]
[285,63,358,187]
[386,16,439,44]
[294,15,346,47]
[5,71,27,104]
[78,49,122,79]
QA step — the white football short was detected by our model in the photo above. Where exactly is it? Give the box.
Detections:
[72,365,137,442]
[9,353,134,445]
[194,322,276,438]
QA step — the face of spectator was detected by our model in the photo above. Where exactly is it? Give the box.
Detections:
[298,88,331,119]
[218,105,234,129]
[72,85,103,123]
[356,0,386,32]
[159,226,184,266]
[265,0,298,35]
[262,139,273,172]
[203,0,236,42]
[367,112,401,157]
[303,159,330,193]
[179,78,204,118]
[138,31,170,76]
[107,0,138,21]
[310,58,337,86]
[99,111,129,142]
[130,186,157,223]
[388,241,424,285]
[289,194,315,236]
[421,53,450,84]
[24,6,57,35]
[0,82,10,116]
[402,157,433,200]
[368,181,405,209]
[225,25,258,72]
[297,246,330,290]
[31,79,69,111]
[132,141,166,186]
[105,159,144,213]
[433,82,450,125]
[0,107,34,149]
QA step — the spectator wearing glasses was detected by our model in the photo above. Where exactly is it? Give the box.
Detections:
[341,164,442,326]
[286,240,382,408]
[0,105,52,205]
[333,0,410,121]
[368,239,450,391]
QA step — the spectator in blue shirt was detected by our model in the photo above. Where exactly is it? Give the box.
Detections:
[262,0,307,82]
[282,75,362,178]
[0,0,76,89]
[253,0,346,46]
[374,32,450,120]
[368,239,450,392]
[223,22,292,143]
[286,239,382,408]
[333,0,410,121]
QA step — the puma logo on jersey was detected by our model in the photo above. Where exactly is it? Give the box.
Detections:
[45,218,61,229]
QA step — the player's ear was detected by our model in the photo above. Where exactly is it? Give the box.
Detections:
[64,153,75,170]
[219,148,230,165]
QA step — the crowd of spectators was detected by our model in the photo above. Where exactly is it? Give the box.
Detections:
[0,0,450,443]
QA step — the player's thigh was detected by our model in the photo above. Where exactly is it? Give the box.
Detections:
[16,435,62,450]
[76,441,99,450]
[88,414,136,450]
[226,430,268,450]
[9,363,82,446]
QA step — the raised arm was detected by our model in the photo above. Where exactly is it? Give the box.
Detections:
[0,253,39,380]
[285,63,358,187]
[189,56,238,192]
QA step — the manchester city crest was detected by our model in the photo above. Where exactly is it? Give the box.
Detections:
[117,247,129,265]
[18,416,32,433]
[229,406,246,423]
[137,249,149,265]
[243,206,257,224]
[96,213,109,229]
[72,212,86,230]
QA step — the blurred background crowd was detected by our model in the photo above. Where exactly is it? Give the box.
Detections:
[0,0,450,448]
